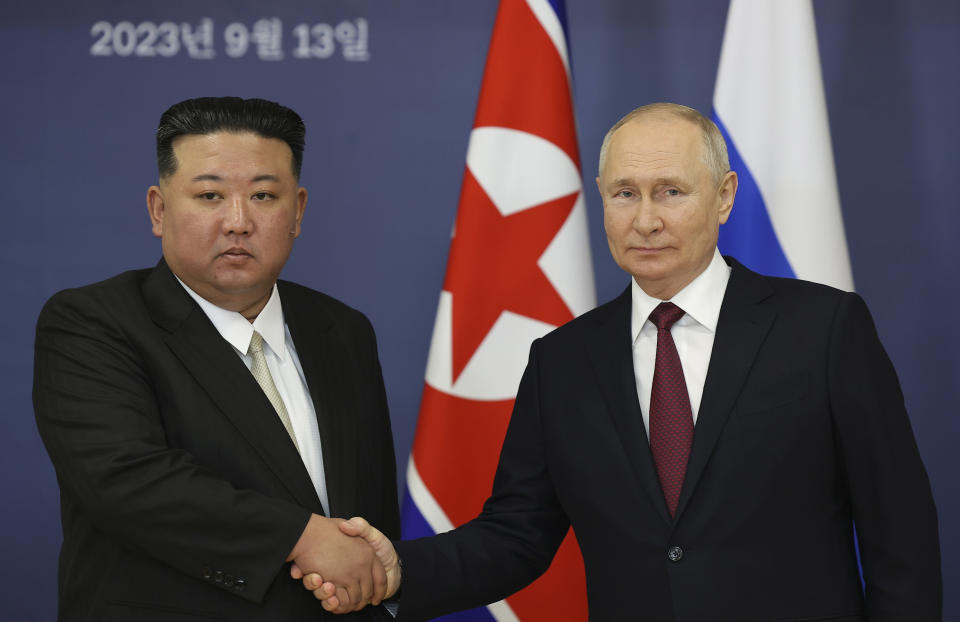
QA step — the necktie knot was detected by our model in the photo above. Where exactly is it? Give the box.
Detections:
[649,302,686,331]
[248,331,264,355]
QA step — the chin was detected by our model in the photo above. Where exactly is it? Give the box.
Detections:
[212,275,264,294]
[624,260,672,281]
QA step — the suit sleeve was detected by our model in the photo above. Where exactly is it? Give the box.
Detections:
[32,288,310,603]
[827,293,941,620]
[395,340,569,621]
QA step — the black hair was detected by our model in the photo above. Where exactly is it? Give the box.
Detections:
[156,97,306,179]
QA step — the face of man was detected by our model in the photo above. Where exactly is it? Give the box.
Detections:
[596,114,737,300]
[147,132,307,319]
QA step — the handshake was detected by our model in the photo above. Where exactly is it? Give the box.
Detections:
[287,514,401,613]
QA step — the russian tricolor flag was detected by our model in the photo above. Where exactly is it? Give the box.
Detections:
[401,0,594,620]
[713,0,854,290]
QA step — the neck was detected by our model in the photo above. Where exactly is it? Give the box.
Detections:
[634,277,690,301]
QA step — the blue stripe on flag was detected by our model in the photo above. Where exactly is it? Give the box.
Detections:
[399,489,498,622]
[712,113,796,279]
[400,488,435,540]
[546,0,568,35]
[545,0,574,79]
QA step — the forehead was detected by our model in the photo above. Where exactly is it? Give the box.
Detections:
[603,115,704,180]
[170,132,294,178]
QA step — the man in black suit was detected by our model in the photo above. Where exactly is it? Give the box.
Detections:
[303,103,941,621]
[33,97,398,621]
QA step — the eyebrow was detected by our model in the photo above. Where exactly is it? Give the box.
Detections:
[189,174,281,183]
[611,175,686,187]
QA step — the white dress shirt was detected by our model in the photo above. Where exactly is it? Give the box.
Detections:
[177,279,330,514]
[630,248,731,438]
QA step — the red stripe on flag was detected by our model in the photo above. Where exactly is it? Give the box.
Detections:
[413,384,514,525]
[473,0,580,168]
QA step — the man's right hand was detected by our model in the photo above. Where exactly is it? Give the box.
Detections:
[286,514,388,611]
[296,516,402,613]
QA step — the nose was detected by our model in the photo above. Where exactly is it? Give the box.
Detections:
[223,198,252,235]
[631,199,663,235]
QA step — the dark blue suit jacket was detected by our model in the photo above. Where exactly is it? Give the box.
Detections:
[395,257,940,622]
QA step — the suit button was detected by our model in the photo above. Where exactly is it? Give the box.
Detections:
[667,546,683,562]
[234,578,246,592]
[214,570,224,583]
[224,574,235,587]
[201,566,213,579]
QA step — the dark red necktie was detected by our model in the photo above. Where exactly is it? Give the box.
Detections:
[648,302,694,518]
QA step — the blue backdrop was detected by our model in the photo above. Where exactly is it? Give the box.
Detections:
[1,1,956,618]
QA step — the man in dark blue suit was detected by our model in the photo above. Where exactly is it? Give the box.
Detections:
[34,97,398,621]
[303,103,941,621]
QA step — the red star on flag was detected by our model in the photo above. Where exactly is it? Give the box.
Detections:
[443,167,577,383]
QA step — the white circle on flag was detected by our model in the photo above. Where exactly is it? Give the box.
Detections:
[466,126,580,216]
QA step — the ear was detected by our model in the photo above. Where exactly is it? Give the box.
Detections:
[146,185,165,238]
[717,170,737,225]
[291,187,307,238]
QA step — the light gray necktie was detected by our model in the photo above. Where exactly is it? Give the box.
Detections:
[247,331,299,451]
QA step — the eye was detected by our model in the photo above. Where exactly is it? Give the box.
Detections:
[198,192,221,201]
[252,192,275,201]
[616,189,635,199]
[664,188,680,197]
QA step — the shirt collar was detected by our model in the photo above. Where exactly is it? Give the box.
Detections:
[175,278,288,361]
[630,248,731,343]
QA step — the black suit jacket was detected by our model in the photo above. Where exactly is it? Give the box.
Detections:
[395,258,940,622]
[33,260,400,621]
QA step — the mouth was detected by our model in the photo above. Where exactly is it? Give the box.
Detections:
[219,247,253,261]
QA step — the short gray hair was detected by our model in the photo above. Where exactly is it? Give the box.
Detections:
[597,103,730,184]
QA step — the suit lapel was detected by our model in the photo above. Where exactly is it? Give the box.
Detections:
[674,259,775,520]
[584,287,673,526]
[142,260,322,511]
[279,283,356,519]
